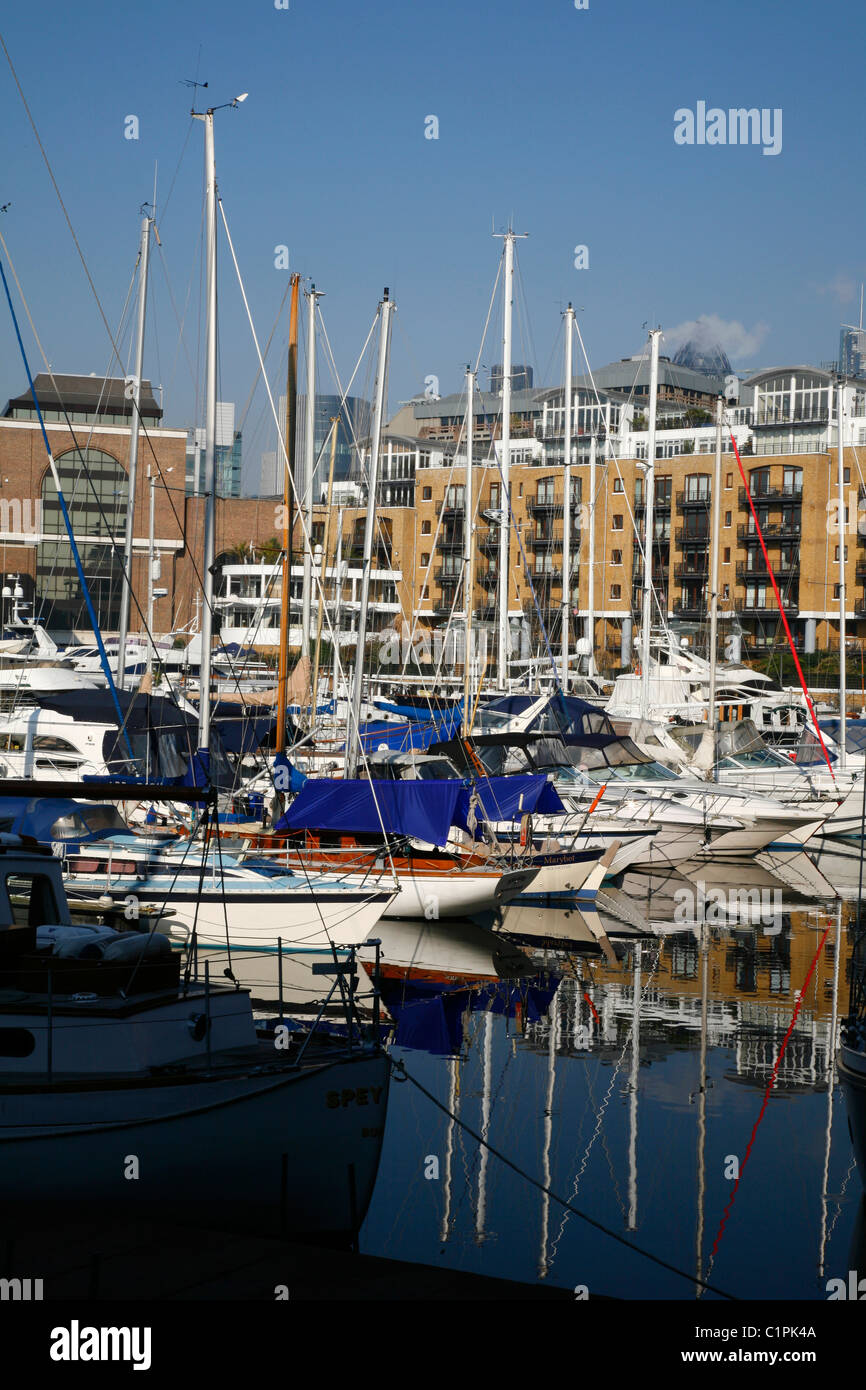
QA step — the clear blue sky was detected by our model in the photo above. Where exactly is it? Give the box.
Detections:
[0,0,863,490]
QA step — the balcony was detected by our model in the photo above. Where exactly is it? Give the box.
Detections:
[478,527,499,553]
[674,528,709,548]
[532,533,562,551]
[674,561,709,580]
[479,568,499,589]
[436,501,464,520]
[737,521,801,542]
[675,490,712,510]
[434,567,461,586]
[477,604,497,621]
[855,560,866,583]
[734,595,799,614]
[672,597,706,617]
[531,567,563,584]
[527,495,558,515]
[437,534,464,553]
[735,561,799,582]
[856,597,866,617]
[738,485,803,508]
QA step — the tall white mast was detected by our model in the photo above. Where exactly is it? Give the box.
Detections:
[838,378,847,769]
[116,210,152,690]
[587,431,598,677]
[639,329,661,721]
[493,229,526,688]
[197,109,218,754]
[561,304,574,692]
[301,284,320,664]
[192,92,247,759]
[346,290,393,778]
[706,393,724,754]
[463,365,474,735]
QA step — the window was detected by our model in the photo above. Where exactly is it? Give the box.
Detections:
[723,547,730,563]
[613,478,624,493]
[782,466,803,496]
[422,486,431,500]
[536,478,555,505]
[684,474,710,502]
[750,467,771,497]
[39,449,129,633]
[834,583,841,599]
[722,584,730,599]
[610,584,621,600]
[725,473,733,488]
[421,519,431,534]
[655,476,672,506]
[835,545,847,562]
[611,549,622,565]
[844,468,851,483]
[612,515,624,531]
[489,483,500,508]
[420,552,430,567]
[724,511,731,527]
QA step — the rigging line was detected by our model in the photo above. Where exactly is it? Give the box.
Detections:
[215,198,397,841]
[156,231,202,402]
[730,430,835,778]
[707,924,831,1266]
[0,226,190,720]
[0,214,210,713]
[0,31,141,387]
[391,1055,737,1300]
[0,255,134,758]
[572,318,669,631]
[234,274,293,438]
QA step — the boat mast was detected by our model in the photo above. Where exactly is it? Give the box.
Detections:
[561,303,574,692]
[838,378,847,769]
[587,430,597,678]
[311,415,339,720]
[276,273,300,754]
[301,284,321,673]
[494,229,525,689]
[346,289,394,778]
[195,109,218,756]
[706,393,723,762]
[117,210,152,690]
[463,364,474,735]
[639,329,661,721]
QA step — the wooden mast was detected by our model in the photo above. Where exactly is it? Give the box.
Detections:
[276,272,300,752]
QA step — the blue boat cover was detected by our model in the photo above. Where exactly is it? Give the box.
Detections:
[276,771,564,845]
[0,796,123,843]
[275,778,464,847]
[352,715,461,753]
[453,774,565,829]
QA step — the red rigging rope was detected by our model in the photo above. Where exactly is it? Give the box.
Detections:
[729,432,836,782]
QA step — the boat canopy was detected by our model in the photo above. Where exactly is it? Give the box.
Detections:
[479,692,614,739]
[22,688,235,787]
[0,796,126,843]
[276,773,565,847]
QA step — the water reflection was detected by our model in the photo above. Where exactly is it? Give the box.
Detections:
[359,893,860,1300]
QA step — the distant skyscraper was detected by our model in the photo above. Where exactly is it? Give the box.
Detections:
[185,401,242,496]
[275,393,371,501]
[839,325,866,378]
[489,364,533,394]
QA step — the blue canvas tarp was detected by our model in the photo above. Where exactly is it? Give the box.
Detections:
[453,773,565,829]
[352,715,460,754]
[275,778,463,847]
